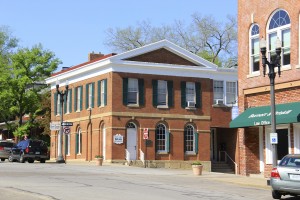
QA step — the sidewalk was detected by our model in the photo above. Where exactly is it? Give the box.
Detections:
[50,159,270,190]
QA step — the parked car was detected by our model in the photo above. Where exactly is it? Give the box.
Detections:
[270,154,300,199]
[8,139,49,163]
[0,140,16,161]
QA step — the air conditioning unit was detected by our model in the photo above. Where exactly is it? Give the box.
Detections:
[216,99,224,105]
[187,101,196,108]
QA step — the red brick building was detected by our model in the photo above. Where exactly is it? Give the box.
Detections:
[46,40,237,170]
[232,0,300,176]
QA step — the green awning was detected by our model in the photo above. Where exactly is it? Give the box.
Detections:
[230,102,300,128]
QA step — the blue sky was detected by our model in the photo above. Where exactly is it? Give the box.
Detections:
[1,0,237,69]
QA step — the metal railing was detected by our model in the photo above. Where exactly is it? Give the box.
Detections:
[219,151,238,175]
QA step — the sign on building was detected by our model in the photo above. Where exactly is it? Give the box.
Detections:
[114,134,123,144]
[50,122,60,131]
[143,128,149,140]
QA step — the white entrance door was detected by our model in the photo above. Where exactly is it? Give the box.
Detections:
[127,128,137,160]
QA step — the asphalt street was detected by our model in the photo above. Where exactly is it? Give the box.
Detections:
[0,161,298,200]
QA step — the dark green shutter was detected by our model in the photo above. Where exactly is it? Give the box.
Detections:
[195,82,202,108]
[54,92,57,115]
[97,80,101,106]
[75,134,79,154]
[80,86,83,111]
[167,81,173,107]
[85,84,89,109]
[194,132,199,154]
[152,80,158,107]
[74,87,77,111]
[123,78,128,105]
[91,82,95,108]
[138,79,144,106]
[68,89,72,113]
[181,81,186,108]
[104,79,107,106]
[166,131,170,153]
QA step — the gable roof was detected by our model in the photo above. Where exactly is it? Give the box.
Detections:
[46,39,236,88]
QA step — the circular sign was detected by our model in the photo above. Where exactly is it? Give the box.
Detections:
[64,127,70,134]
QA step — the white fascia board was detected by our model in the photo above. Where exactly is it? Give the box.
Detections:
[110,40,218,69]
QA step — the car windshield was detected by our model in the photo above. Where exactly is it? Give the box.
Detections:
[279,156,300,168]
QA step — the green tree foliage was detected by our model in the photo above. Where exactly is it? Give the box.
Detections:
[104,14,237,68]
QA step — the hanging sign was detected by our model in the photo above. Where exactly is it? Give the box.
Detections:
[114,134,124,144]
[270,132,278,144]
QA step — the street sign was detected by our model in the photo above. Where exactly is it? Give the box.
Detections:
[61,122,73,126]
[50,122,60,130]
[64,127,70,134]
[270,132,278,144]
[143,128,149,140]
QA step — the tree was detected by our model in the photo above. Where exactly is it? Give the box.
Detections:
[104,14,237,68]
[0,44,61,138]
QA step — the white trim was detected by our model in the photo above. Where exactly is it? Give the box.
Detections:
[259,126,264,172]
[293,124,300,154]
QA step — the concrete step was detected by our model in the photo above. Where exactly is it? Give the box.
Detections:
[211,162,235,174]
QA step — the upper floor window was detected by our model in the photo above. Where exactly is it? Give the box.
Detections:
[123,78,144,106]
[153,80,173,108]
[250,24,260,74]
[85,83,95,109]
[181,81,202,109]
[213,80,237,106]
[62,89,72,114]
[74,86,83,112]
[268,9,290,66]
[98,79,107,107]
[56,94,61,115]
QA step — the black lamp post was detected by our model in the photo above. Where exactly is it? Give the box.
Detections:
[260,37,281,167]
[56,79,69,163]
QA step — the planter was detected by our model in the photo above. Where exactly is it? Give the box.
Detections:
[192,165,203,175]
[95,158,103,166]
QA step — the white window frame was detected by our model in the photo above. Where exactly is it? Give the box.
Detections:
[156,123,167,152]
[77,128,82,155]
[127,78,139,105]
[57,95,61,116]
[186,82,196,104]
[157,80,167,106]
[226,81,237,105]
[100,80,105,107]
[88,83,93,109]
[185,124,195,154]
[66,89,71,114]
[76,86,82,112]
[213,80,237,106]
[267,9,291,69]
[249,24,260,76]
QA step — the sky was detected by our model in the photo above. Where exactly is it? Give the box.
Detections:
[1,0,237,70]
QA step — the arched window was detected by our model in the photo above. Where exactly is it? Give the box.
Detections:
[250,24,260,74]
[155,123,169,152]
[127,122,136,128]
[267,9,290,66]
[75,128,82,154]
[184,124,198,153]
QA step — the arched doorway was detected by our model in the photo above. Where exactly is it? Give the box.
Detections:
[126,122,137,160]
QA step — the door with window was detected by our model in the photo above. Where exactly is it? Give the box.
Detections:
[127,123,137,160]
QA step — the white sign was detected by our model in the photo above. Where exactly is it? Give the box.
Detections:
[270,132,278,144]
[231,106,239,120]
[50,122,60,130]
[114,134,124,144]
[143,128,149,140]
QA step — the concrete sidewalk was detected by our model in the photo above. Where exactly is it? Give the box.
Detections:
[51,159,270,190]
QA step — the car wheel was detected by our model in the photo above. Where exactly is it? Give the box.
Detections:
[8,155,13,162]
[1,158,5,161]
[272,190,281,199]
[28,159,34,163]
[19,154,25,163]
[40,159,45,163]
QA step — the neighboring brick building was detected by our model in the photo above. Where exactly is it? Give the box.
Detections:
[232,0,300,176]
[46,40,237,170]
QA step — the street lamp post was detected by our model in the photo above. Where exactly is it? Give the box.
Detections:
[260,37,282,167]
[56,80,69,163]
